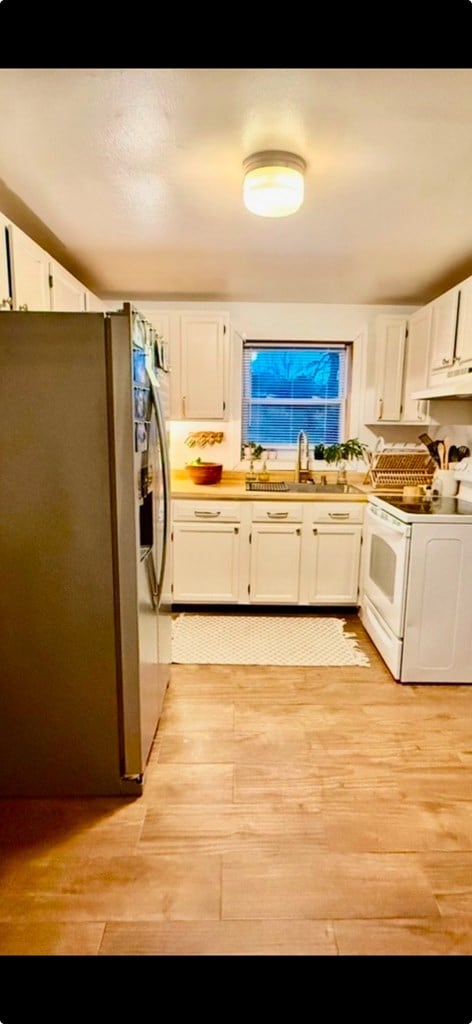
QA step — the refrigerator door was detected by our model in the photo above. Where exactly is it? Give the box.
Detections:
[149,368,172,707]
[106,309,144,779]
[107,308,171,775]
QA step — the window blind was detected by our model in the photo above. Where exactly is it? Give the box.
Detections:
[242,341,349,448]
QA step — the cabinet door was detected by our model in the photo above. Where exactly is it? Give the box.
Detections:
[172,522,241,602]
[403,305,432,423]
[249,524,301,603]
[146,312,171,370]
[49,260,86,311]
[373,316,407,421]
[455,277,472,369]
[428,287,459,375]
[8,223,51,310]
[0,214,12,310]
[180,312,227,418]
[307,525,362,604]
[84,289,105,312]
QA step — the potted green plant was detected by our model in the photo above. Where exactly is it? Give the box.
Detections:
[322,438,368,464]
[313,438,368,482]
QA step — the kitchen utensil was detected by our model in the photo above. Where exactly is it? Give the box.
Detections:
[448,445,460,463]
[443,437,451,470]
[418,432,435,448]
[437,441,445,470]
[418,433,441,466]
[457,445,471,460]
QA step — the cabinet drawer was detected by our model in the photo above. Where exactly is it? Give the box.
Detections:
[251,501,302,522]
[308,502,365,524]
[173,500,242,522]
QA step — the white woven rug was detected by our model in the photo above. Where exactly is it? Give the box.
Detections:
[171,614,370,667]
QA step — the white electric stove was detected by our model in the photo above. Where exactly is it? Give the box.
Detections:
[360,459,472,684]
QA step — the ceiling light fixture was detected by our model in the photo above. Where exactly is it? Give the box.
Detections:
[243,150,307,218]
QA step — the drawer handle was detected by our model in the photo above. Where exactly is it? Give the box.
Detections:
[328,512,350,519]
[267,511,288,518]
[194,510,221,517]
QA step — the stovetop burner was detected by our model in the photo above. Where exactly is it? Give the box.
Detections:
[374,492,472,520]
[386,495,455,514]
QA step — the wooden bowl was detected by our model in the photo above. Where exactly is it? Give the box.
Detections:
[185,462,223,485]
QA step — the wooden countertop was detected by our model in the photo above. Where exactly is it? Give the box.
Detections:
[171,470,372,502]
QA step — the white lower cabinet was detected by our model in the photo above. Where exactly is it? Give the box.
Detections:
[173,522,241,602]
[171,498,364,606]
[248,501,302,603]
[300,503,364,605]
[172,500,246,603]
[303,524,362,604]
[250,523,302,603]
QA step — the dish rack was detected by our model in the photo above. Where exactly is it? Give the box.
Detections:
[366,450,437,492]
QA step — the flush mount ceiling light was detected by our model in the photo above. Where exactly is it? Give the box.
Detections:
[242,150,307,218]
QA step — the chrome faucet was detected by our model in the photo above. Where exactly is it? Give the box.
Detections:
[295,430,310,482]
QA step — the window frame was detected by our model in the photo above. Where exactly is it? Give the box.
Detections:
[241,339,353,457]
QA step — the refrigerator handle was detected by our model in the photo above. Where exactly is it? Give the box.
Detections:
[150,381,171,604]
[145,550,159,610]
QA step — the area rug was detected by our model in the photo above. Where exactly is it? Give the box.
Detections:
[171,614,370,667]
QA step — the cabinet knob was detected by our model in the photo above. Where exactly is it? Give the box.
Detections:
[312,527,318,534]
[0,297,13,309]
[18,303,29,312]
[442,357,451,365]
[377,397,383,419]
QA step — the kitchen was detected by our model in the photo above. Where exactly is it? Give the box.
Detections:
[1,68,472,963]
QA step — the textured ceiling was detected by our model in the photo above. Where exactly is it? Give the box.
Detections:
[0,67,472,305]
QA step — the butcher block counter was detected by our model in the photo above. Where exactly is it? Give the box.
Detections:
[171,469,371,501]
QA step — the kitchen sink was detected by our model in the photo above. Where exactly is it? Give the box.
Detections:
[285,482,363,494]
[246,480,363,494]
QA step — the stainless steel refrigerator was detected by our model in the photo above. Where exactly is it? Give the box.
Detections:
[0,303,172,796]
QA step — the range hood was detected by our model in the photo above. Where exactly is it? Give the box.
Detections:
[412,369,472,400]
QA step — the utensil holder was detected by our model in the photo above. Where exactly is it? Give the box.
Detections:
[433,469,458,497]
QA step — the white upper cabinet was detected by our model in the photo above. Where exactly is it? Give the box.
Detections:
[372,315,407,422]
[402,304,432,422]
[146,311,171,370]
[7,223,51,311]
[0,214,11,310]
[371,313,432,424]
[428,285,460,378]
[454,276,472,369]
[84,289,106,312]
[49,260,86,311]
[179,312,229,419]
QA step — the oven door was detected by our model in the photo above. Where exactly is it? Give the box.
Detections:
[362,504,411,638]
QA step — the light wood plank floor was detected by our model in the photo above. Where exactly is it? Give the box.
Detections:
[1,611,472,956]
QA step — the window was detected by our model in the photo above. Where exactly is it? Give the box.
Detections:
[242,341,351,450]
